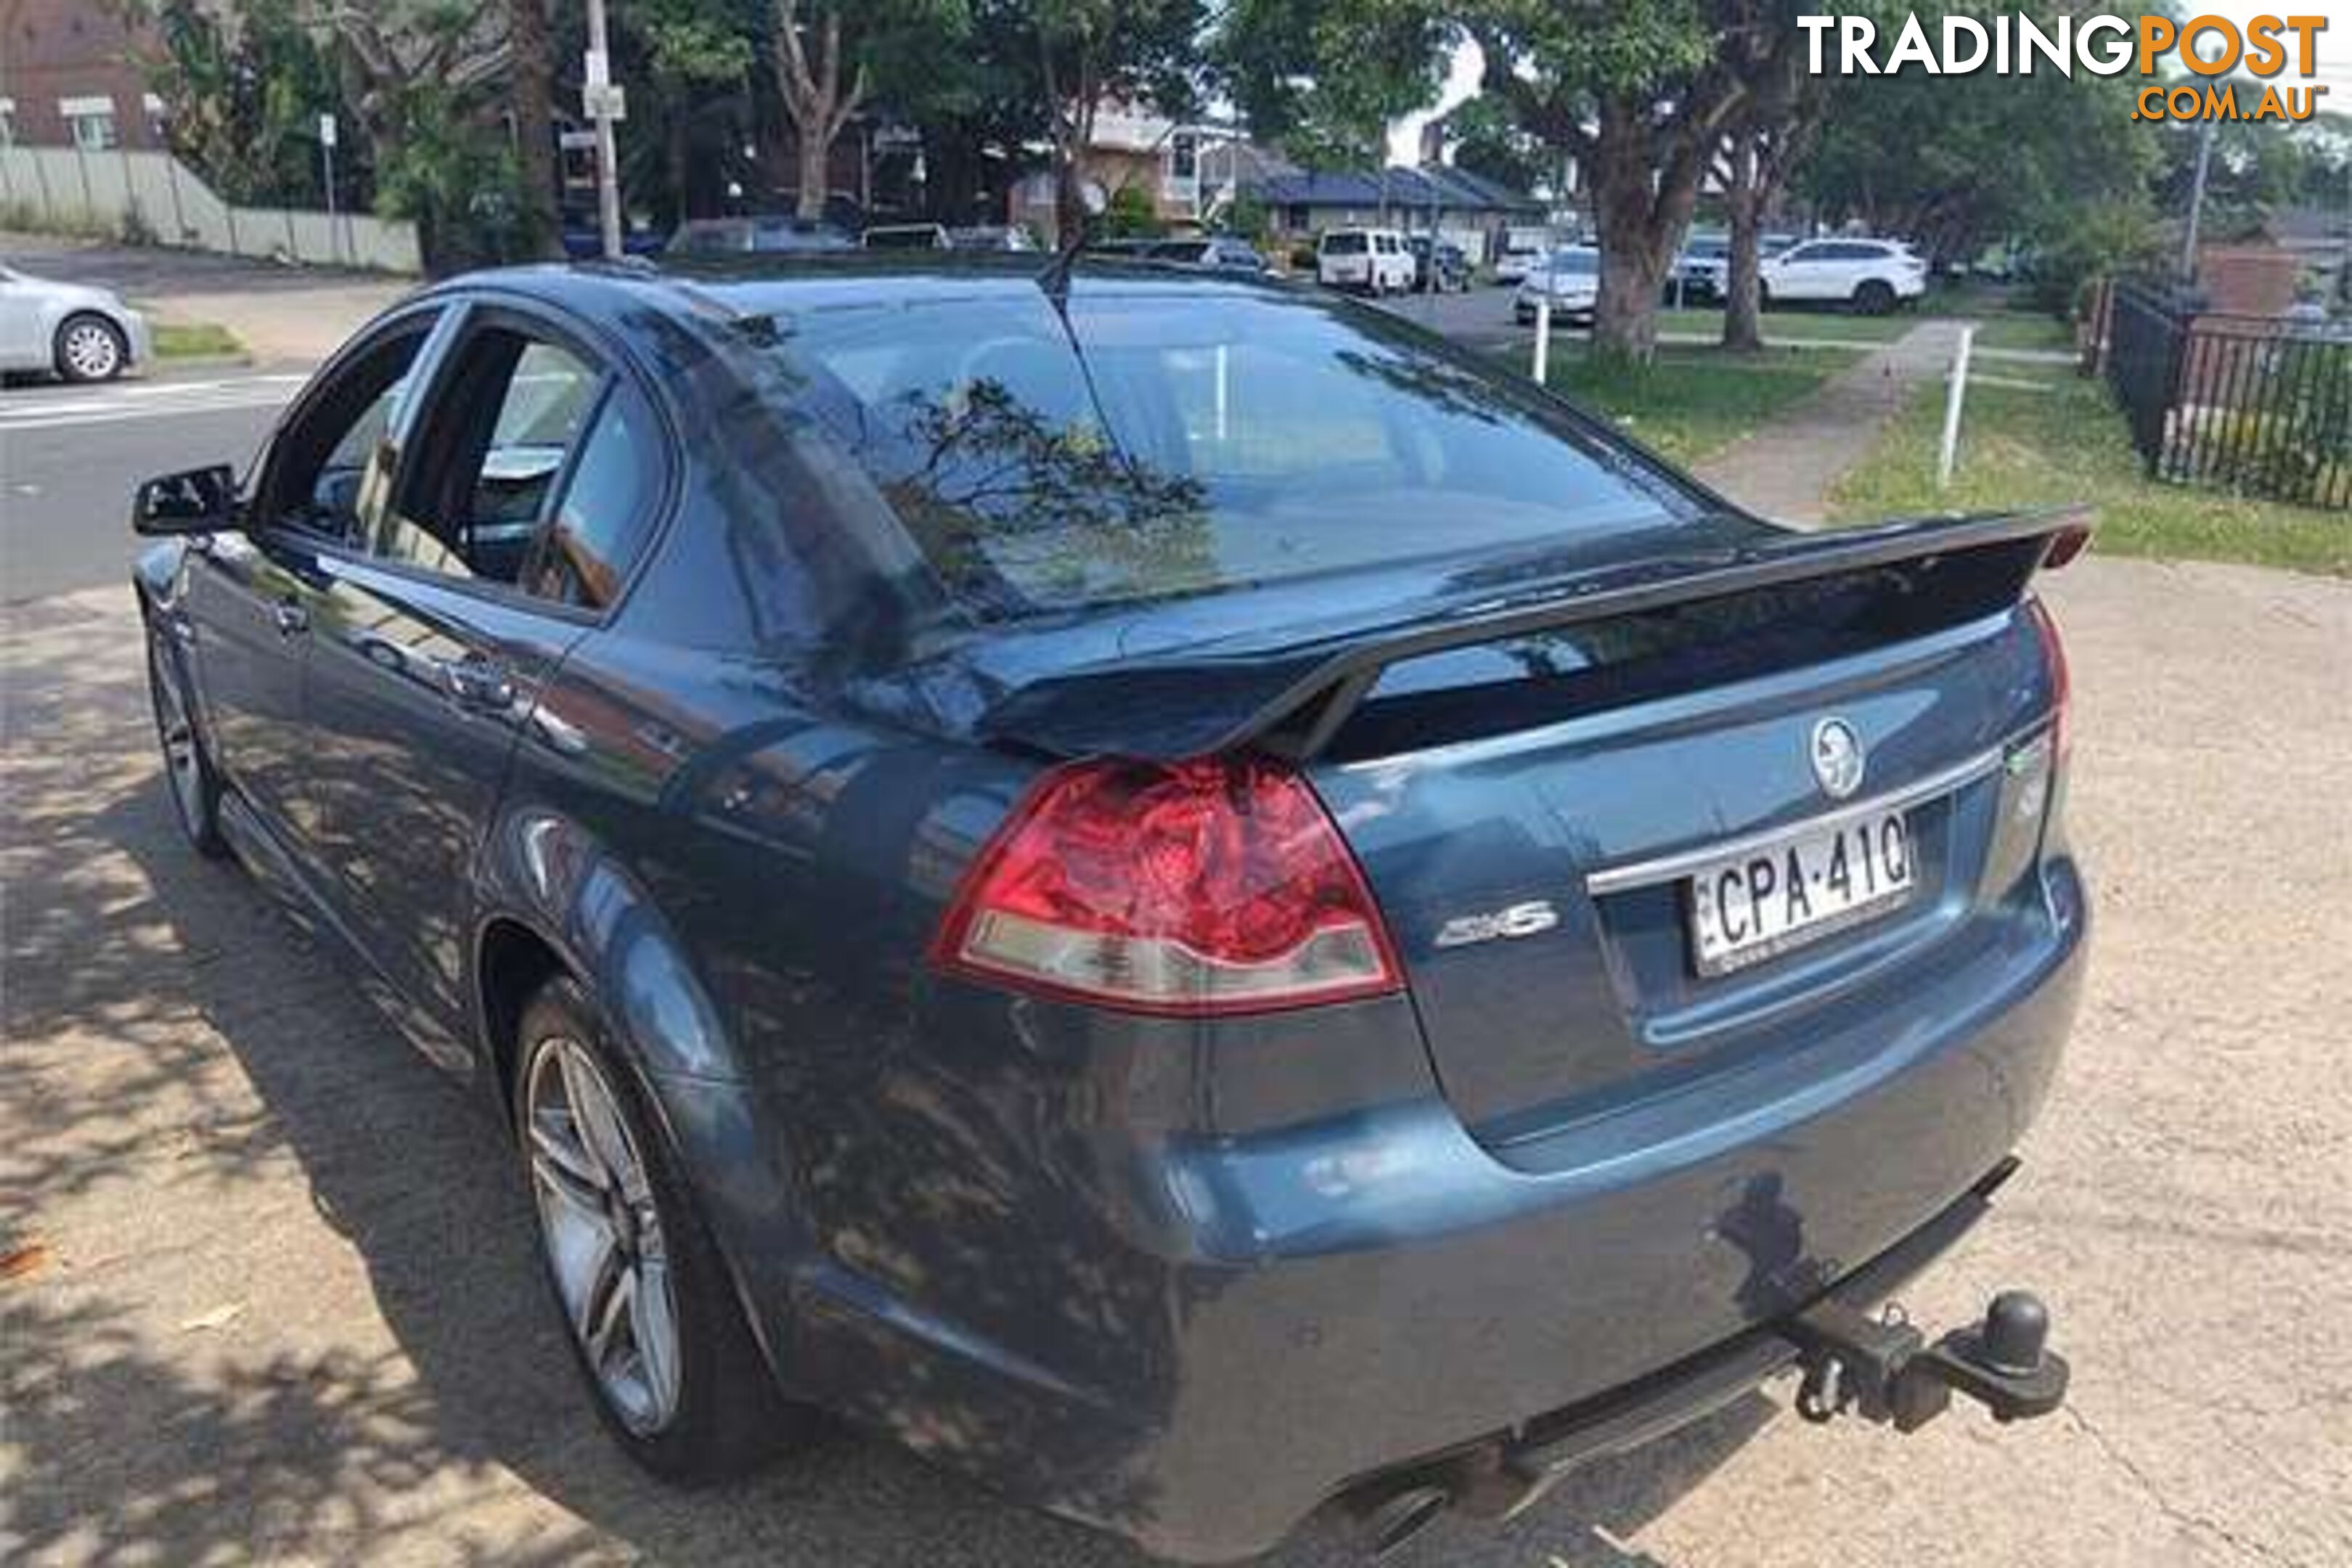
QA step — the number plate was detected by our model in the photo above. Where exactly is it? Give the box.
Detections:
[1686,809,1914,976]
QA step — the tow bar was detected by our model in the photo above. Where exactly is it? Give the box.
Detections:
[1783,1289,2069,1432]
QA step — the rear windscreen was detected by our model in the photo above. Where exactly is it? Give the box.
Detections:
[762,290,1696,618]
[1322,233,1367,256]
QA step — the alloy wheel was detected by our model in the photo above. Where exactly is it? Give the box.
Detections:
[60,319,123,380]
[524,1037,683,1436]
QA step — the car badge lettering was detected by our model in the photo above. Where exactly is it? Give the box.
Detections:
[1433,899,1560,950]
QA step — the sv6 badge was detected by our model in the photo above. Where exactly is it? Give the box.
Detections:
[1432,899,1561,950]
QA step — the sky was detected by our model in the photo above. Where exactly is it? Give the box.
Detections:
[1388,7,2351,169]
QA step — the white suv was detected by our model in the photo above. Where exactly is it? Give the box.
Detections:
[1757,238,1927,314]
[1317,229,1416,295]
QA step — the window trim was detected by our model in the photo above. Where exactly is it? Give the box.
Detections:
[331,294,678,628]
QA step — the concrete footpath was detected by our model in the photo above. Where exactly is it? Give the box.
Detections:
[1694,319,1968,523]
[4,558,2348,1566]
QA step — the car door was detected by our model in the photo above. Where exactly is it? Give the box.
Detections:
[0,268,46,368]
[299,302,666,1040]
[182,307,448,859]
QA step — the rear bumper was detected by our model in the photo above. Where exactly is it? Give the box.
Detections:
[740,861,2085,1561]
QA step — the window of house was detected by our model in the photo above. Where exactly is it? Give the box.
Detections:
[1286,204,1309,230]
[1170,133,1197,179]
[60,97,117,151]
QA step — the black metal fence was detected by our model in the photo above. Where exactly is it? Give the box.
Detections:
[2093,281,2350,512]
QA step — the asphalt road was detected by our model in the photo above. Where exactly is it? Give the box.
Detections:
[1,375,293,603]
[4,373,2349,1567]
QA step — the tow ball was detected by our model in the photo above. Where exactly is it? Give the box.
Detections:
[1782,1289,2070,1432]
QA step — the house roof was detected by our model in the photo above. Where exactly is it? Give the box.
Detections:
[1245,165,1545,216]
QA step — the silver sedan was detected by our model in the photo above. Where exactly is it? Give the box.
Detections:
[0,263,151,383]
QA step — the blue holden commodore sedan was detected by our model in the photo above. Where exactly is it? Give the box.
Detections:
[131,253,2088,1560]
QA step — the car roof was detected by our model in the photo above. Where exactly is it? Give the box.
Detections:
[416,255,1304,328]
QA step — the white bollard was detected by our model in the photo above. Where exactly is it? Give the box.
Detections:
[1937,324,1977,491]
[1533,298,1553,385]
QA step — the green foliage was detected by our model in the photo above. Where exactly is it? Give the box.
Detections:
[144,0,347,209]
[1797,2,2163,266]
[2020,196,2166,317]
[1443,94,1545,195]
[1221,190,1270,242]
[1217,0,1447,169]
[1100,184,1165,238]
[1831,375,2351,576]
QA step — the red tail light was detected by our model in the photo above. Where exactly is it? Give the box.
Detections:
[931,755,1403,1016]
[2026,595,2071,759]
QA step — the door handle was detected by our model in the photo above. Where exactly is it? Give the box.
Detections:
[271,600,309,637]
[437,655,516,711]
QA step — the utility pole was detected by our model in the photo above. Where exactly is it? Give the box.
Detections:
[584,0,624,261]
[2179,111,2216,288]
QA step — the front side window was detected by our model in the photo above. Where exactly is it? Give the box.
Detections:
[752,290,1692,618]
[264,319,438,544]
[378,331,600,587]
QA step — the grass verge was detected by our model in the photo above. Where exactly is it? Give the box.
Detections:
[1542,343,1861,466]
[1829,374,2350,576]
[152,322,247,360]
[1656,307,1911,345]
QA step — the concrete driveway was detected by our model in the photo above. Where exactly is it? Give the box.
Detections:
[3,559,2347,1567]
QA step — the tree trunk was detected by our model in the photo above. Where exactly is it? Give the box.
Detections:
[1587,110,1688,363]
[796,132,830,219]
[508,0,560,257]
[1721,132,1765,354]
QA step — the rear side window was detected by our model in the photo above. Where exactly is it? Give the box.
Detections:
[520,382,663,610]
[756,290,1692,618]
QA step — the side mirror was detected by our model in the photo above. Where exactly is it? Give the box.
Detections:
[133,464,240,536]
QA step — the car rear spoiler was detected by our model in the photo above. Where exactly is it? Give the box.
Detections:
[976,507,2094,763]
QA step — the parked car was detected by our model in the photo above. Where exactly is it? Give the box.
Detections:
[1317,226,1416,293]
[666,216,856,256]
[1405,234,1471,293]
[0,263,151,383]
[862,222,952,250]
[1668,234,1731,302]
[131,255,2087,1566]
[1760,237,1929,314]
[1515,245,1603,324]
[560,214,670,261]
[1144,236,1268,273]
[1494,225,1560,284]
[947,226,1040,253]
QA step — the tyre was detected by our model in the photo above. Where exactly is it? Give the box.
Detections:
[146,630,228,857]
[55,313,128,383]
[1853,279,1896,316]
[514,976,790,1480]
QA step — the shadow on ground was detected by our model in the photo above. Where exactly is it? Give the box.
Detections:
[1,591,1771,1565]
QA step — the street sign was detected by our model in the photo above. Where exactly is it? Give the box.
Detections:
[584,48,610,89]
[582,83,626,123]
[318,114,336,149]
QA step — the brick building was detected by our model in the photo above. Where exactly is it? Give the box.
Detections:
[0,0,166,151]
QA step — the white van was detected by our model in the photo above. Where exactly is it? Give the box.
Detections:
[1317,228,1416,295]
